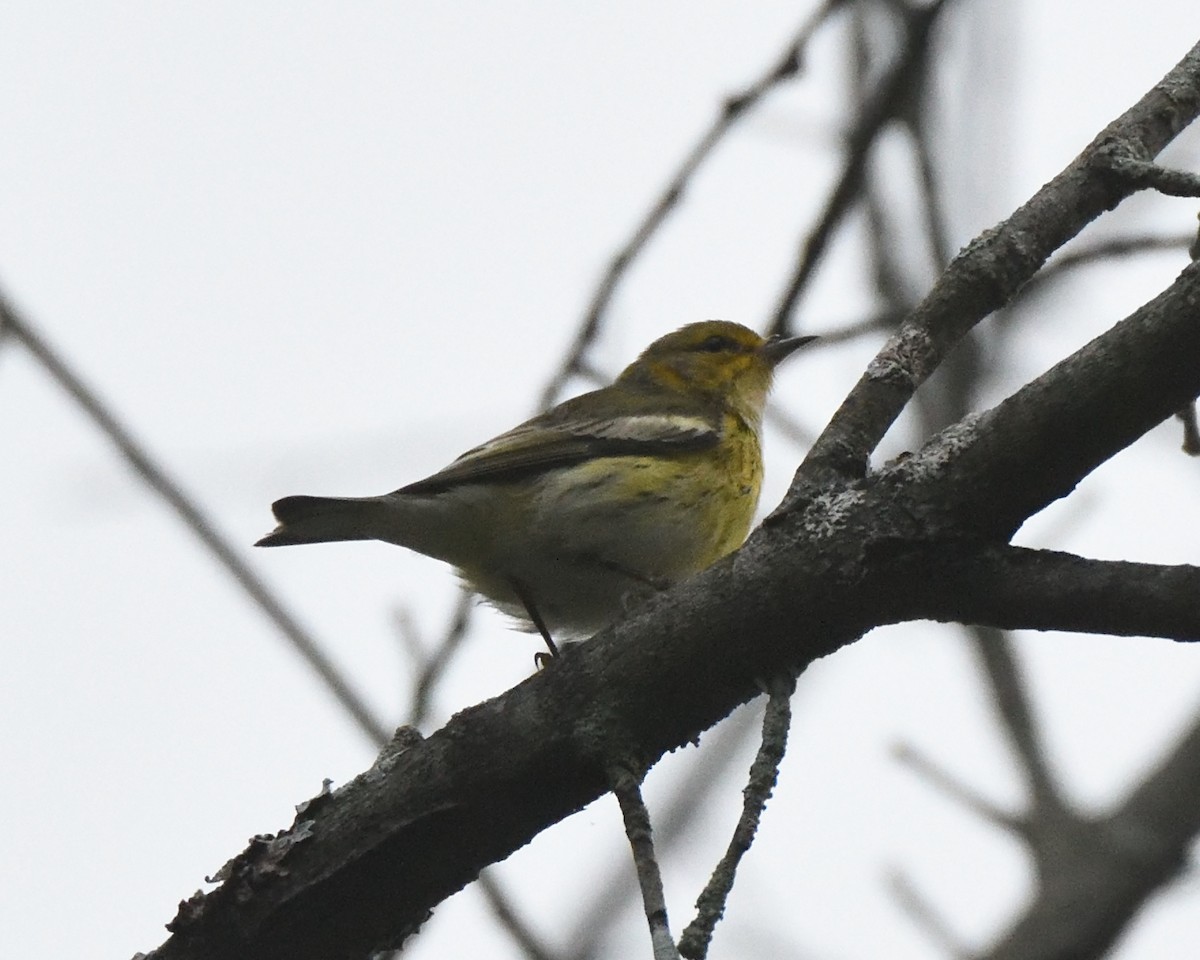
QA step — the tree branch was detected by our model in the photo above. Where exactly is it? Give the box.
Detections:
[1094,144,1200,197]
[886,868,972,960]
[1021,232,1196,296]
[766,0,953,337]
[0,294,390,746]
[968,627,1068,814]
[909,546,1200,642]
[608,766,680,960]
[797,39,1200,482]
[539,0,848,409]
[983,704,1200,960]
[922,260,1200,538]
[678,675,795,959]
[893,741,1021,832]
[475,872,560,960]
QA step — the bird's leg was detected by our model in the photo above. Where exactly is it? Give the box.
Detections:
[510,578,559,663]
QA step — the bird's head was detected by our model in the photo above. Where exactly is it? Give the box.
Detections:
[618,320,816,424]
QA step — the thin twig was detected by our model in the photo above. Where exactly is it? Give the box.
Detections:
[1097,151,1200,197]
[893,741,1022,833]
[910,108,955,271]
[477,871,561,960]
[564,705,762,960]
[886,869,973,960]
[766,0,954,337]
[853,2,919,307]
[608,765,681,960]
[898,0,955,277]
[968,626,1066,816]
[1018,233,1196,301]
[678,675,795,960]
[809,309,907,344]
[0,293,391,746]
[1045,232,1195,275]
[854,0,979,436]
[400,590,475,727]
[540,0,851,409]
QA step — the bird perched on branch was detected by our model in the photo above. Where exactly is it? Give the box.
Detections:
[256,320,816,656]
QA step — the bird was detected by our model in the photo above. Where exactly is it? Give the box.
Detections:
[256,320,815,656]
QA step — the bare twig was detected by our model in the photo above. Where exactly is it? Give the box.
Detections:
[397,590,475,727]
[980,704,1200,960]
[766,0,954,337]
[893,741,1021,832]
[853,5,922,311]
[564,705,762,960]
[910,107,955,272]
[393,597,550,955]
[764,401,818,449]
[540,0,850,409]
[1096,148,1200,197]
[886,869,972,960]
[969,626,1066,815]
[1046,232,1195,277]
[1017,232,1196,302]
[809,309,906,344]
[678,675,795,960]
[0,292,391,746]
[854,0,977,436]
[477,871,560,960]
[608,766,681,960]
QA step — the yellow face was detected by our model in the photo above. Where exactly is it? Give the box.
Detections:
[619,320,778,422]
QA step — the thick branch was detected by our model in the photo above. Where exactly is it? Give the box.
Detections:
[909,546,1200,641]
[984,705,1200,960]
[929,260,1200,536]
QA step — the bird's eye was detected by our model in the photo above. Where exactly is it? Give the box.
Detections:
[698,334,734,353]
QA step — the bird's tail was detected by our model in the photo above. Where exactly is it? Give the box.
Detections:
[255,495,390,547]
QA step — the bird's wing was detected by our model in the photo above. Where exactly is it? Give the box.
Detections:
[396,387,720,495]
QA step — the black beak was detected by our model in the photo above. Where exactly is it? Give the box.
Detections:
[761,334,819,366]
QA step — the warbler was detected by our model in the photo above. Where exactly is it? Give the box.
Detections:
[256,320,815,655]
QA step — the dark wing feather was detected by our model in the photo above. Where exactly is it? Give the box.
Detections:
[396,385,720,495]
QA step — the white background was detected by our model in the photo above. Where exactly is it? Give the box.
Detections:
[3,3,1200,958]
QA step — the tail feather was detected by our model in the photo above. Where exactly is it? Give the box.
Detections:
[255,495,387,547]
